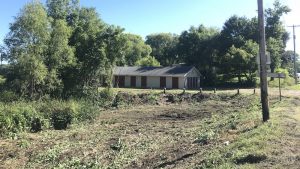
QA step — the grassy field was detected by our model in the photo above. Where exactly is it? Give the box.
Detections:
[0,89,299,168]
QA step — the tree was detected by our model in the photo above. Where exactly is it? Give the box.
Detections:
[219,15,258,55]
[121,33,152,66]
[46,19,75,95]
[102,25,127,88]
[4,1,50,98]
[177,25,219,85]
[281,50,299,76]
[265,0,290,78]
[265,0,290,45]
[224,40,259,84]
[136,56,160,66]
[63,7,107,95]
[0,45,7,65]
[46,0,79,21]
[145,33,179,66]
[267,37,284,75]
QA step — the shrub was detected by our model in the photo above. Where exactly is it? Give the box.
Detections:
[30,117,43,133]
[0,99,100,136]
[0,103,44,136]
[194,130,216,145]
[146,91,158,104]
[76,101,98,121]
[0,112,12,136]
[0,90,19,102]
[51,108,73,130]
[99,87,114,100]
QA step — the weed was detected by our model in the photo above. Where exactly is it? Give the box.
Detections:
[194,130,216,145]
[17,139,30,148]
[110,138,124,151]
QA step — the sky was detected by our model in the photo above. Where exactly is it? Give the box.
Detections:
[0,0,299,53]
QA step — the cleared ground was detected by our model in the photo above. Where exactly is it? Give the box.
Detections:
[0,89,299,168]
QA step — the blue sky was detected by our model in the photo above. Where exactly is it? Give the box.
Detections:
[0,0,299,52]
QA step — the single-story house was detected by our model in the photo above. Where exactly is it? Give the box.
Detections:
[113,65,201,89]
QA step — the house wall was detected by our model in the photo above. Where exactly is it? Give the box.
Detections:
[178,77,185,89]
[113,75,188,89]
[136,76,141,88]
[185,68,201,89]
[147,76,160,88]
[186,68,201,77]
[125,76,130,87]
[166,77,172,88]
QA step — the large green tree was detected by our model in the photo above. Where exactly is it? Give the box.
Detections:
[219,15,258,55]
[46,19,75,95]
[121,34,152,66]
[46,0,79,21]
[177,25,219,84]
[4,1,50,98]
[63,7,107,94]
[102,25,127,88]
[223,40,259,84]
[265,0,290,76]
[145,33,179,66]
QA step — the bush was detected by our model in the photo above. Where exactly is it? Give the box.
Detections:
[0,103,43,136]
[51,107,73,130]
[76,101,98,121]
[99,87,114,100]
[0,99,100,136]
[0,90,19,102]
[268,68,295,88]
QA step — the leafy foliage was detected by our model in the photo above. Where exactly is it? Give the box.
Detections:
[146,33,179,66]
[121,33,152,66]
[223,40,259,84]
[135,56,160,66]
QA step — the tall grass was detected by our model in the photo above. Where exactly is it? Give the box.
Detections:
[0,99,98,137]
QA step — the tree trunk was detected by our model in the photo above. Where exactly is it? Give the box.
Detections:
[270,67,275,81]
[238,75,241,85]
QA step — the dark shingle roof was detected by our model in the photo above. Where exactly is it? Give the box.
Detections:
[113,66,196,77]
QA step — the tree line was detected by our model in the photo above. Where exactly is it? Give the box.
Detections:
[0,0,298,100]
[144,0,298,86]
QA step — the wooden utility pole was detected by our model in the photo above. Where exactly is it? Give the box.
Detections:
[257,0,270,122]
[287,25,300,84]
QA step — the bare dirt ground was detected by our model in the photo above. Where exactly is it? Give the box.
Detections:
[0,90,299,168]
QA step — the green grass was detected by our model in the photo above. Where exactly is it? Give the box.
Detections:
[286,84,300,90]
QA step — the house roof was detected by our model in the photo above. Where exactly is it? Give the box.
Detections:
[113,66,199,77]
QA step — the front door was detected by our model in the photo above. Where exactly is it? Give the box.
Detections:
[130,76,136,88]
[172,77,179,89]
[117,76,125,88]
[160,77,166,88]
[115,76,125,87]
[141,76,147,88]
